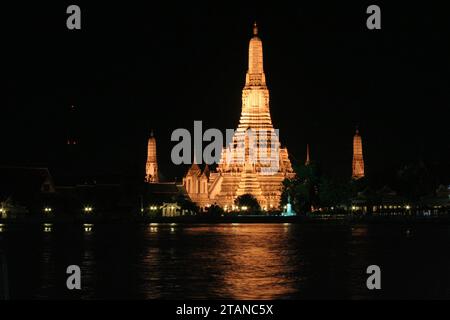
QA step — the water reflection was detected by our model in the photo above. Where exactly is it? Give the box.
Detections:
[43,223,52,233]
[215,224,300,299]
[351,225,368,237]
[1,222,449,299]
[140,224,302,299]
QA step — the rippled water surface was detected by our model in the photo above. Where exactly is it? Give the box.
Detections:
[1,223,450,299]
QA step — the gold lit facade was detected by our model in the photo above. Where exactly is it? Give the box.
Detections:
[352,129,365,179]
[183,24,294,210]
[145,132,159,183]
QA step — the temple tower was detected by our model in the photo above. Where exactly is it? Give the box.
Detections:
[183,23,295,211]
[352,129,365,179]
[145,131,159,183]
[203,23,295,209]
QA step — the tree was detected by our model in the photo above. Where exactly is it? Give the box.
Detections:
[206,204,223,216]
[175,194,199,215]
[318,177,352,209]
[281,163,321,213]
[234,194,260,213]
[395,161,436,201]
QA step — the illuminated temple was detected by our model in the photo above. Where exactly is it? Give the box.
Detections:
[183,23,295,210]
[145,131,159,183]
[352,129,365,179]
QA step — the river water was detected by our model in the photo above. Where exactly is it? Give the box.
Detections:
[0,222,449,299]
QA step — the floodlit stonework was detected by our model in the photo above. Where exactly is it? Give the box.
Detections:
[145,132,159,183]
[183,23,295,210]
[352,129,365,179]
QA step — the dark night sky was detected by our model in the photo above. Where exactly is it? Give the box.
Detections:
[2,2,450,184]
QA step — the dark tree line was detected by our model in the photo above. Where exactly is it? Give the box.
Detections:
[281,159,448,214]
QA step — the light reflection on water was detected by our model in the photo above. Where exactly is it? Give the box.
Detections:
[83,224,93,232]
[1,223,450,299]
[207,224,301,299]
[43,223,52,233]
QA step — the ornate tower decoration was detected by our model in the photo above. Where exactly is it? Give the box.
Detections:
[352,129,365,179]
[183,23,295,211]
[145,131,159,183]
[305,144,311,166]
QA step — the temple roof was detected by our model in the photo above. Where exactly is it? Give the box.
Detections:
[201,164,210,178]
[187,163,201,176]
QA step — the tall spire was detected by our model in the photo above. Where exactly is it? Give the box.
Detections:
[352,129,365,180]
[253,22,258,36]
[246,22,266,86]
[185,23,295,211]
[145,132,159,183]
[305,144,310,166]
[237,22,271,131]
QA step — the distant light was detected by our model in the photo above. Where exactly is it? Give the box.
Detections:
[44,207,52,213]
[83,223,93,232]
[84,206,93,213]
[405,205,411,210]
[43,223,52,233]
[241,206,248,211]
[0,208,5,214]
[351,206,356,211]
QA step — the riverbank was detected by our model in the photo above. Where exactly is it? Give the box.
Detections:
[1,214,450,225]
